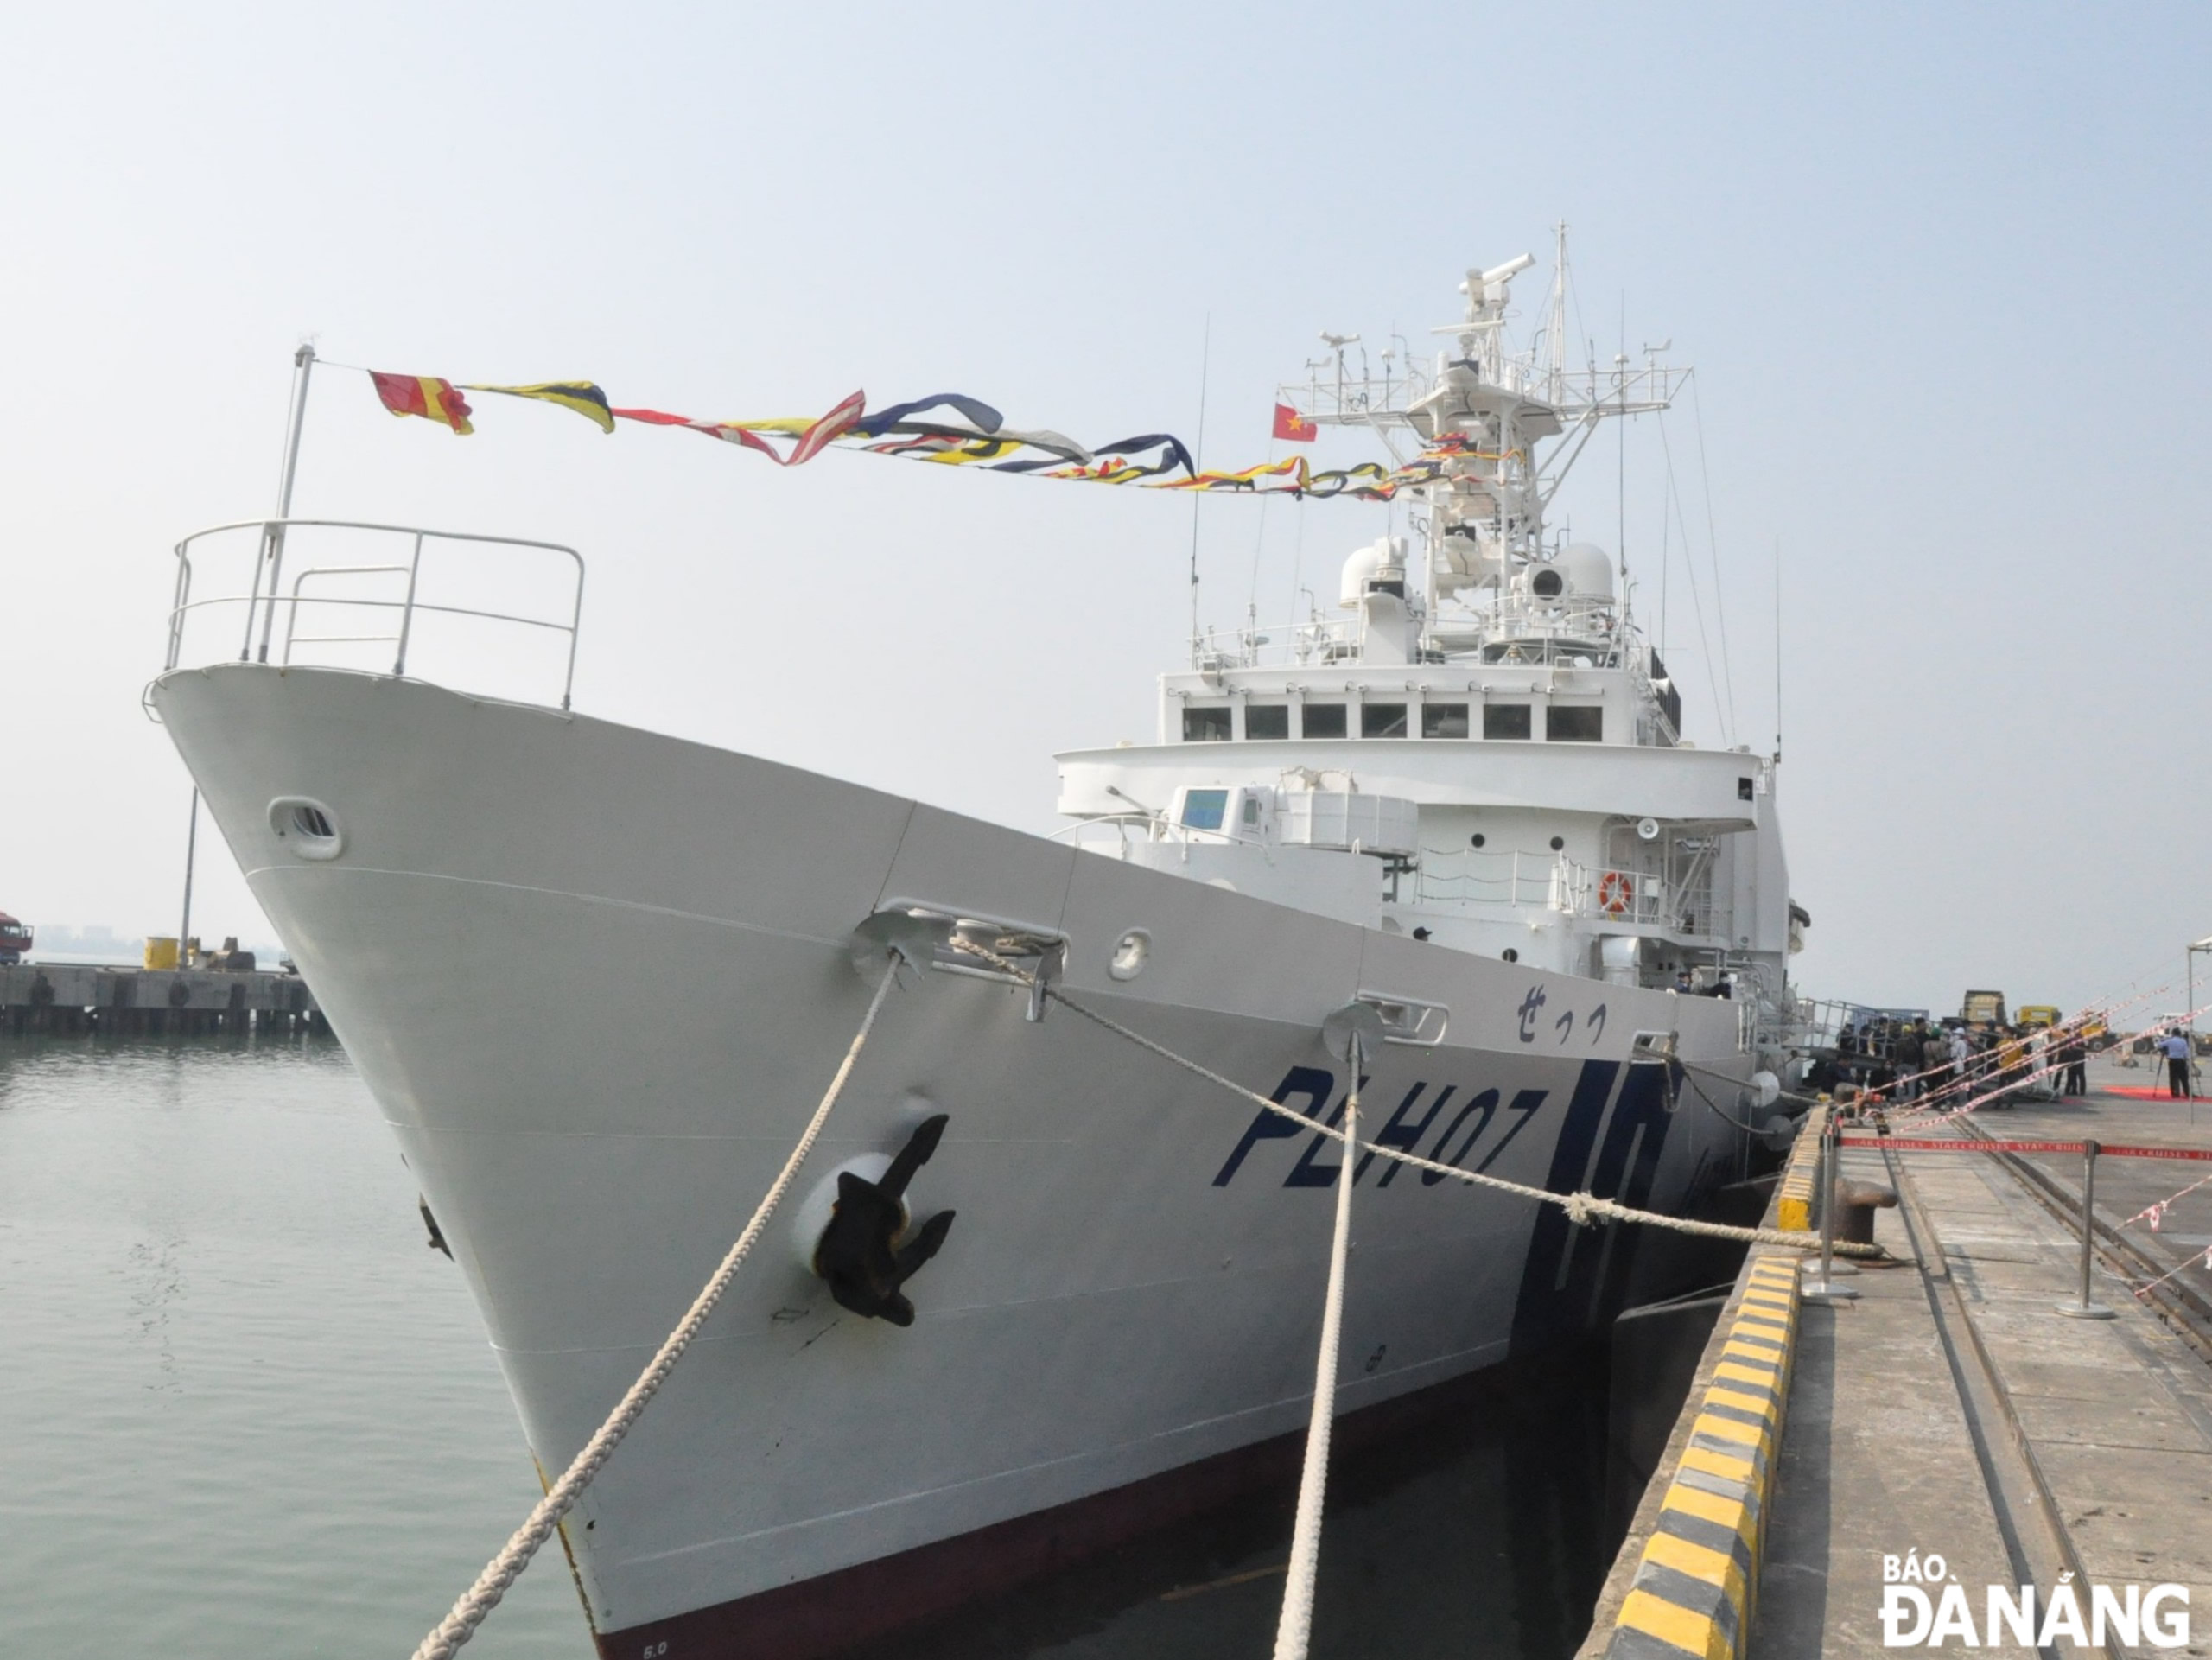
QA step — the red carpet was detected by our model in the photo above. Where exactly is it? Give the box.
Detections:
[2102,1084,2202,1100]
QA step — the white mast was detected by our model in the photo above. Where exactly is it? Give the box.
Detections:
[1275,231,1685,657]
[1545,221,1569,406]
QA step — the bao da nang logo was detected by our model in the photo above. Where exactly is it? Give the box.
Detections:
[1881,1552,2190,1649]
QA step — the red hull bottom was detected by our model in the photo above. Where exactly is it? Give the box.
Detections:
[593,1362,1524,1660]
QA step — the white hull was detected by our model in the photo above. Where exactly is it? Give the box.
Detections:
[155,663,1753,1652]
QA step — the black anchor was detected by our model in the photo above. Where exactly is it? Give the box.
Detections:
[811,1115,957,1327]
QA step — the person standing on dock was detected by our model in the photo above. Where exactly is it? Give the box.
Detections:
[2060,1027,2088,1097]
[1895,1021,1925,1101]
[1922,1021,1952,1100]
[2161,1027,2194,1100]
[1993,1026,2027,1104]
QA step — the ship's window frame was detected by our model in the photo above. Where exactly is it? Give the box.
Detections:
[1302,703,1348,739]
[1181,705,1232,742]
[1180,788,1229,830]
[1421,703,1470,740]
[1546,705,1604,743]
[1483,703,1532,741]
[1362,703,1408,739]
[1244,704,1290,741]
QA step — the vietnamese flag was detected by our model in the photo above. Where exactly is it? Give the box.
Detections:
[1272,402,1317,442]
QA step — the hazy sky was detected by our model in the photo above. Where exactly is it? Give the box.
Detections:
[3,4,2207,1017]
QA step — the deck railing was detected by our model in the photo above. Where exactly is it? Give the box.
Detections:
[162,519,585,711]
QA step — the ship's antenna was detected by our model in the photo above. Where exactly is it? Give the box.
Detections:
[1548,223,1569,405]
[1188,313,1211,656]
[1773,534,1783,764]
[1617,294,1628,609]
[1688,375,1739,742]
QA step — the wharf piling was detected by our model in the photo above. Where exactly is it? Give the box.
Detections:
[1,962,325,1037]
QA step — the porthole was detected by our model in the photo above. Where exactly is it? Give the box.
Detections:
[268,796,344,862]
[1109,928,1151,982]
[1548,836,1565,851]
[1503,948,1520,964]
[1470,833,1486,849]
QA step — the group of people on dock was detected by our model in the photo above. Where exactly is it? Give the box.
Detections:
[1821,1014,2091,1107]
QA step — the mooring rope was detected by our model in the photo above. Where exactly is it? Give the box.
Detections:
[1273,1037,1359,1660]
[410,954,906,1660]
[954,940,1878,1256]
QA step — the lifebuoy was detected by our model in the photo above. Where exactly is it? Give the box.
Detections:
[1599,871,1634,917]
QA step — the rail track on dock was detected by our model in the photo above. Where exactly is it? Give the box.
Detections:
[1875,1139,2109,1660]
[1946,1118,2212,1365]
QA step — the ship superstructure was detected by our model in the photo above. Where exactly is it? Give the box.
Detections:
[1060,239,1801,1031]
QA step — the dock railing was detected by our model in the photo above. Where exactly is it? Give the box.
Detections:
[161,519,586,711]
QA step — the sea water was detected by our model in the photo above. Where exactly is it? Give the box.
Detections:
[2,1037,1613,1659]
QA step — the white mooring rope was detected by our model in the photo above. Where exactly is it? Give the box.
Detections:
[410,956,905,1660]
[954,938,1878,1256]
[1273,1039,1360,1660]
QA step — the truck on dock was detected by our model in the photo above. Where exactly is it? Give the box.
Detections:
[1961,989,2007,1027]
[0,913,29,965]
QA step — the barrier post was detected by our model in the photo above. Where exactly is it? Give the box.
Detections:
[2055,1137,2116,1320]
[1804,1110,1859,1304]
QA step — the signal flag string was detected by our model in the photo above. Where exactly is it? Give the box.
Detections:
[307,353,1475,502]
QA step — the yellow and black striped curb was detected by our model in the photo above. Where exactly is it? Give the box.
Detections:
[1774,1104,1827,1232]
[1600,1254,1802,1660]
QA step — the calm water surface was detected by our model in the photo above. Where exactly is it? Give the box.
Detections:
[3,1038,1616,1659]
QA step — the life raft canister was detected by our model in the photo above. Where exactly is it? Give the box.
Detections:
[1599,870,1634,917]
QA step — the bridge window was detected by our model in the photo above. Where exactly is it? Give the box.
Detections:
[1484,703,1532,741]
[1548,706,1604,742]
[1363,703,1408,738]
[1245,704,1289,741]
[1181,789,1228,830]
[1182,706,1231,742]
[1421,703,1470,739]
[1302,703,1347,739]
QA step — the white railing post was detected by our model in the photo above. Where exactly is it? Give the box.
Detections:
[561,557,585,711]
[165,544,194,671]
[238,521,270,661]
[393,532,426,678]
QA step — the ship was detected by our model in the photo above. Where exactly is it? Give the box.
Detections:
[150,241,1804,1657]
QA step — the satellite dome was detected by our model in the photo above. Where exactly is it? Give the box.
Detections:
[1556,542,1614,599]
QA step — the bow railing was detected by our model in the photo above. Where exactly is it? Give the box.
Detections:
[161,519,585,711]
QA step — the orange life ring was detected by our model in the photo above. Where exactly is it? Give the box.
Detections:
[1599,871,1634,917]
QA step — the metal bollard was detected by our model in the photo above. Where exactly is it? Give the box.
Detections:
[2055,1137,2116,1320]
[1804,1111,1859,1303]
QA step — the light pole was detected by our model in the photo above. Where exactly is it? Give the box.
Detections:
[2189,936,2212,1115]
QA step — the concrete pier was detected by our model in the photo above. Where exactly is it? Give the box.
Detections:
[1,961,325,1036]
[1580,1056,2212,1657]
